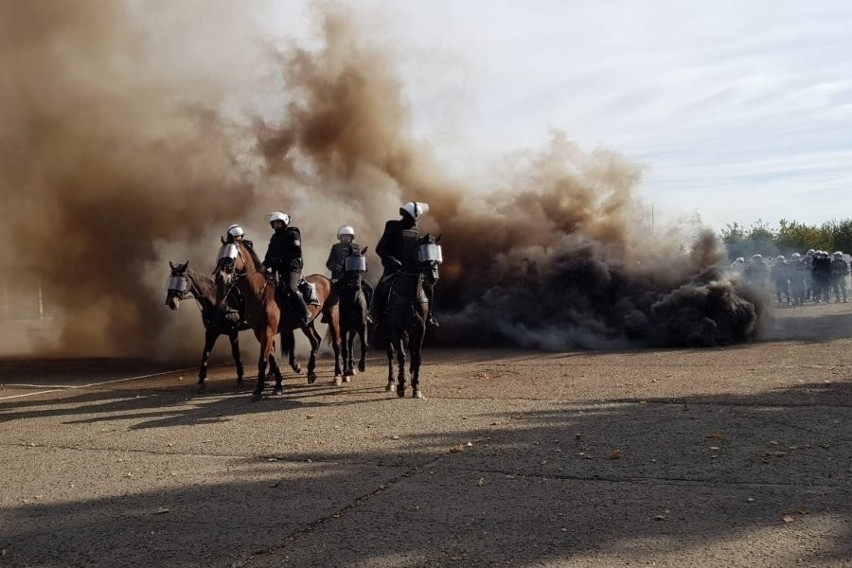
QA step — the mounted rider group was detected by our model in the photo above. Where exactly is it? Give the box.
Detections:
[221,200,441,331]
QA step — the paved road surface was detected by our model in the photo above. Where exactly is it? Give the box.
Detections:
[0,302,850,567]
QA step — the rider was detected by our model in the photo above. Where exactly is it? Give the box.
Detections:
[325,225,374,318]
[372,201,439,328]
[220,224,253,323]
[262,211,311,326]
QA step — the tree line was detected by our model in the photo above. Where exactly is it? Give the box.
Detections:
[720,219,852,260]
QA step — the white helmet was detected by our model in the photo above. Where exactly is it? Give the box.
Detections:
[400,201,429,221]
[791,252,801,259]
[834,251,843,257]
[227,224,244,238]
[752,253,762,260]
[735,257,745,263]
[337,225,355,238]
[266,211,290,227]
[776,255,785,261]
[806,249,815,255]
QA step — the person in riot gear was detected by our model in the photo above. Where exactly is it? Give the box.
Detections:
[812,250,832,303]
[804,249,816,300]
[325,224,374,322]
[225,224,246,244]
[217,224,255,324]
[730,257,746,275]
[372,201,439,328]
[788,252,806,306]
[770,255,793,306]
[771,255,791,306]
[830,251,849,303]
[262,211,311,326]
[743,254,768,289]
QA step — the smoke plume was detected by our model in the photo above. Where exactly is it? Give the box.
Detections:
[0,1,764,358]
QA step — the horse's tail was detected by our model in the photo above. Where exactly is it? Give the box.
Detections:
[322,326,335,347]
[280,329,295,358]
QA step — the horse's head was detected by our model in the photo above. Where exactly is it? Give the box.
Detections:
[417,234,442,286]
[165,261,191,310]
[213,242,246,306]
[342,246,369,290]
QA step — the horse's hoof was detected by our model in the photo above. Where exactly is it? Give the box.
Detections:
[358,362,366,373]
[343,375,352,383]
[396,385,405,398]
[196,384,206,394]
[413,389,424,400]
[272,387,284,396]
[307,372,317,384]
[333,376,342,386]
[251,392,263,402]
[292,364,302,374]
[385,382,394,392]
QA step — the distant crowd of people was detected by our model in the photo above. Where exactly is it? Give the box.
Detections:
[730,249,850,306]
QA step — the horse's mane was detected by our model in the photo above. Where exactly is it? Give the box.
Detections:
[242,240,264,271]
[185,267,214,288]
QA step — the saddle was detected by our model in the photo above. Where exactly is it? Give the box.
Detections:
[274,278,320,306]
[376,272,427,316]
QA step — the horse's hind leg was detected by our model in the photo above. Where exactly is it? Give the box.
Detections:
[282,331,301,374]
[198,329,217,393]
[229,331,244,386]
[269,352,285,396]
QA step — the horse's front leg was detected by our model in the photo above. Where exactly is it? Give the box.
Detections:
[228,330,244,386]
[395,334,407,398]
[385,334,395,392]
[340,329,352,381]
[197,329,217,393]
[252,333,272,401]
[357,322,368,373]
[344,330,356,381]
[409,325,426,399]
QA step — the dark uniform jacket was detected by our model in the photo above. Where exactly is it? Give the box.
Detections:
[376,220,418,272]
[263,227,303,274]
[831,257,849,280]
[326,242,362,281]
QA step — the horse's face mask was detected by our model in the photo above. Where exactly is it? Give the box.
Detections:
[418,242,443,285]
[216,244,240,284]
[343,253,367,289]
[165,262,190,309]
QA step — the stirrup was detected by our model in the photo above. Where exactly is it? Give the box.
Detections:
[427,316,440,328]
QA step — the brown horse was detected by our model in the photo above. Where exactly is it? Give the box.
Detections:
[213,241,341,400]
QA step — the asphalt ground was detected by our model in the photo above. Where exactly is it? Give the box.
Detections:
[0,301,850,567]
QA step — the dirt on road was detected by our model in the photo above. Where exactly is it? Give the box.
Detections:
[0,302,850,567]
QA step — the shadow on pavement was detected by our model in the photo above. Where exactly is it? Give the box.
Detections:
[1,380,849,567]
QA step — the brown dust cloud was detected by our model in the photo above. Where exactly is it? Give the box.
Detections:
[0,1,764,358]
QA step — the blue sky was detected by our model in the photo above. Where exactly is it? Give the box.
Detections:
[267,1,852,230]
